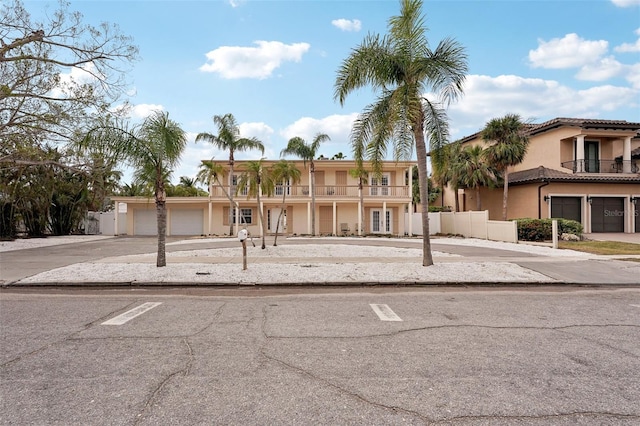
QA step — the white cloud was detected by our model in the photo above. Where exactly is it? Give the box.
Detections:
[615,28,640,52]
[199,41,311,79]
[575,56,624,81]
[610,0,640,6]
[447,74,639,139]
[627,63,640,89]
[529,33,608,69]
[278,113,359,158]
[332,19,362,32]
[130,103,164,119]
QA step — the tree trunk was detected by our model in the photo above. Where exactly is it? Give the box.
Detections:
[156,199,166,267]
[310,162,316,236]
[413,118,434,267]
[476,186,481,211]
[502,169,509,221]
[454,185,460,212]
[228,162,235,236]
[257,190,266,249]
[359,179,364,235]
[273,191,287,246]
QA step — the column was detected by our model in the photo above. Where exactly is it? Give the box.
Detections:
[208,200,212,235]
[383,201,387,234]
[408,202,413,237]
[408,166,413,236]
[623,136,632,173]
[576,135,585,172]
[307,202,311,234]
[357,195,362,236]
[113,201,119,236]
[332,202,337,235]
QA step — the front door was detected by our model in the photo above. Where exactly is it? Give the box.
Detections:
[371,209,392,234]
[585,141,599,173]
[269,208,286,233]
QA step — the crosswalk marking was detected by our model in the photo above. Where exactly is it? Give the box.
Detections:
[370,304,403,322]
[102,302,162,325]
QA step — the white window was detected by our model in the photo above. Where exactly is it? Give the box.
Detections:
[275,179,291,196]
[232,175,248,196]
[233,208,252,224]
[370,173,390,196]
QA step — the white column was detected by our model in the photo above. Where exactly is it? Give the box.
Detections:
[113,201,119,236]
[383,201,387,234]
[623,136,632,173]
[332,202,337,235]
[208,200,212,235]
[408,166,413,236]
[307,202,311,234]
[358,198,362,236]
[234,205,239,237]
[166,208,171,236]
[576,135,585,172]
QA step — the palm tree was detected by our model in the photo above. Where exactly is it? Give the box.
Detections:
[270,160,301,246]
[432,141,463,212]
[82,111,187,267]
[334,0,468,266]
[196,113,265,236]
[481,114,530,221]
[458,145,496,211]
[280,133,330,236]
[236,159,274,249]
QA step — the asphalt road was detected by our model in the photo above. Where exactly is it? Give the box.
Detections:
[1,288,639,425]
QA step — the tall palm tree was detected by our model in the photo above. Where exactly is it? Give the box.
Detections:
[270,160,301,246]
[458,145,496,211]
[481,114,530,221]
[236,159,274,249]
[349,137,369,235]
[334,0,468,266]
[196,113,265,235]
[82,111,187,267]
[280,133,330,236]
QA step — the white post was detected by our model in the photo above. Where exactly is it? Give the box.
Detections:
[208,200,212,235]
[307,202,311,235]
[576,135,585,172]
[623,136,632,173]
[357,197,362,236]
[383,201,387,234]
[113,201,119,236]
[552,219,558,249]
[332,201,337,235]
[408,203,413,237]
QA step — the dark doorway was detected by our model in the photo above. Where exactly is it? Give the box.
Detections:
[591,197,625,233]
[551,197,582,223]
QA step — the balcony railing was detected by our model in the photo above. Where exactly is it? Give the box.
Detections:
[561,159,638,174]
[207,185,410,199]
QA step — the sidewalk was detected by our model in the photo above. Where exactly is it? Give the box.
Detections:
[1,235,639,287]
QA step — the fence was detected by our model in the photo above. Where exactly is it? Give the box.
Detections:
[405,211,518,243]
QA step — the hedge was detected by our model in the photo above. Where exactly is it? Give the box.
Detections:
[515,218,583,242]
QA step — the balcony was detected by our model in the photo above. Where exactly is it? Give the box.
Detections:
[561,159,638,174]
[207,185,410,200]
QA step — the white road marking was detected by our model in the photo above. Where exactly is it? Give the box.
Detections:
[370,304,403,322]
[101,302,162,325]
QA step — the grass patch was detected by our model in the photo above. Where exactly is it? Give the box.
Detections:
[558,240,640,255]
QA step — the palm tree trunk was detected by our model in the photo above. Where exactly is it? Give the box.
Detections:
[359,179,364,235]
[228,163,234,236]
[310,162,316,236]
[476,186,481,211]
[256,189,266,249]
[413,119,434,266]
[274,191,287,246]
[454,184,460,212]
[502,170,509,221]
[156,200,167,267]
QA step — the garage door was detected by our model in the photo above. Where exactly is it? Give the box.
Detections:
[591,197,624,233]
[550,197,581,223]
[170,209,203,235]
[133,209,157,235]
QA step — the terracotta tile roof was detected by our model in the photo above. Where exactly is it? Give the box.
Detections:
[529,117,640,136]
[509,166,640,185]
[457,117,640,143]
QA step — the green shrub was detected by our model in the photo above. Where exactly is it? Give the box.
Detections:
[428,206,452,213]
[515,218,583,241]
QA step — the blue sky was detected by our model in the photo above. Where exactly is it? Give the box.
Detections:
[31,0,640,184]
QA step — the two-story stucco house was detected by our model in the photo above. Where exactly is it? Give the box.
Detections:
[111,160,416,237]
[439,117,640,233]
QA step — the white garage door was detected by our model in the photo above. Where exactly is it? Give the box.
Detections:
[133,209,157,235]
[170,209,203,235]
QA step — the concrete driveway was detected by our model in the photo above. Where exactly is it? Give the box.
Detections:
[583,233,640,244]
